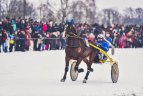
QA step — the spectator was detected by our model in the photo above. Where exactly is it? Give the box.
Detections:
[9,33,15,52]
[1,30,8,52]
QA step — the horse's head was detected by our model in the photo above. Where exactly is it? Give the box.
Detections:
[65,24,77,37]
[65,24,83,47]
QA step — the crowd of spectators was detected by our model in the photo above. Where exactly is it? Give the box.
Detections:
[0,17,143,53]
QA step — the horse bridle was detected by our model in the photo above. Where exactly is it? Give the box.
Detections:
[65,32,85,48]
[65,33,83,40]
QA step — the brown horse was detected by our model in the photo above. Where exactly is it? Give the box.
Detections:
[60,25,99,83]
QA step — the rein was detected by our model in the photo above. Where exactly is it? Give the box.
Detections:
[66,33,84,40]
[66,33,84,47]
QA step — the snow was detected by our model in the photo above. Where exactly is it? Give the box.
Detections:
[0,49,143,96]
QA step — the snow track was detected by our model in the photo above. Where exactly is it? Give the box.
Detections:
[0,49,143,96]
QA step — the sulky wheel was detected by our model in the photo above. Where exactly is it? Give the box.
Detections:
[70,61,78,81]
[111,62,119,83]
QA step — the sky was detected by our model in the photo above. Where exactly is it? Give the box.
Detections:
[96,0,143,11]
[30,0,143,11]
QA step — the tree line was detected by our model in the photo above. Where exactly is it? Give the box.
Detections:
[0,0,143,25]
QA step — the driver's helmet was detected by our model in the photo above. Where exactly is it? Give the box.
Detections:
[97,34,104,39]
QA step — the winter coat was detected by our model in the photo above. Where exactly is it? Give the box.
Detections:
[25,33,31,46]
[42,24,48,32]
[9,34,15,44]
[47,25,56,33]
[33,25,41,33]
[106,37,112,44]
[96,40,109,52]
[1,33,7,43]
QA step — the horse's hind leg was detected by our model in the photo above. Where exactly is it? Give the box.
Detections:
[83,70,91,83]
[75,58,84,73]
[83,52,97,83]
[83,58,94,72]
[61,56,70,82]
[82,58,93,83]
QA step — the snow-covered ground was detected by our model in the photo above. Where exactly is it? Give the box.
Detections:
[0,49,143,96]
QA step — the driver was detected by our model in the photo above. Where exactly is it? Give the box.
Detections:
[96,34,110,60]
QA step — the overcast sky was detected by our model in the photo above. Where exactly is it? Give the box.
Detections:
[30,0,143,11]
[97,0,143,11]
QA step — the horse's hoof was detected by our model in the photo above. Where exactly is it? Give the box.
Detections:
[83,79,87,83]
[60,79,65,82]
[89,68,94,72]
[78,68,84,73]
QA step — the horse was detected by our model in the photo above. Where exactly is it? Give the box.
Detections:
[60,24,99,83]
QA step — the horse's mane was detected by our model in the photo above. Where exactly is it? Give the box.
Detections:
[65,25,84,47]
[66,25,77,35]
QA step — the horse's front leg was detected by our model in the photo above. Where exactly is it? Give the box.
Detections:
[61,57,70,82]
[83,58,94,83]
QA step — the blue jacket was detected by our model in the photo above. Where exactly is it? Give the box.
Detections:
[106,37,112,43]
[96,40,109,52]
[33,25,41,33]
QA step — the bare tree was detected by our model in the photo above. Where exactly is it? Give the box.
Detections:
[0,0,35,18]
[23,0,26,19]
[86,0,96,24]
[69,0,96,24]
[60,0,69,23]
[110,9,121,24]
[38,0,56,22]
[0,0,5,18]
[102,8,112,26]
[135,8,143,24]
[0,0,2,18]
[69,0,88,23]
[123,7,136,25]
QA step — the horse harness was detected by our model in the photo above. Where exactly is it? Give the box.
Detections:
[66,33,85,48]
